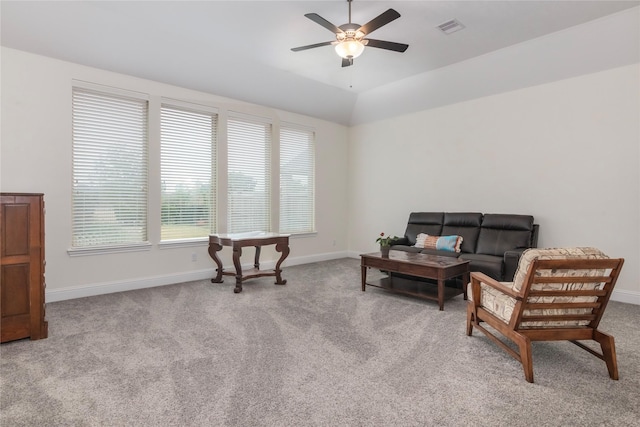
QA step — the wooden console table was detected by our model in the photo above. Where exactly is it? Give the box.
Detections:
[208,232,290,293]
[361,251,469,311]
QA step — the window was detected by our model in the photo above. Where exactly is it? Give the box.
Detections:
[280,126,315,233]
[227,114,272,233]
[160,103,217,241]
[71,86,148,250]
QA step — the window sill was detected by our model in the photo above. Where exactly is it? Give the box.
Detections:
[158,238,209,249]
[67,242,152,257]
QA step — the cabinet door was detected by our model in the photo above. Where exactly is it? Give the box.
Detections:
[1,194,46,342]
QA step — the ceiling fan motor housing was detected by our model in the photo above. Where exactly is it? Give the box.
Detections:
[337,23,365,42]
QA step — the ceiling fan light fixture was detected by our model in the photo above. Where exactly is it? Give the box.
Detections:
[335,39,365,59]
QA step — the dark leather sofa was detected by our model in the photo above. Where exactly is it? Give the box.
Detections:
[390,212,539,281]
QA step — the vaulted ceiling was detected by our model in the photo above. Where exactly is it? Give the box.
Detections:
[2,1,638,125]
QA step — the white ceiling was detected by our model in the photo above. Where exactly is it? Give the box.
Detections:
[2,1,638,124]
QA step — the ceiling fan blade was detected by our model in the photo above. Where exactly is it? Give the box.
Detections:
[365,38,409,53]
[358,9,401,35]
[305,13,344,35]
[291,41,334,52]
[341,57,353,68]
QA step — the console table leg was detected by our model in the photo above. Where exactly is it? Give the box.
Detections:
[232,246,243,293]
[274,242,290,285]
[254,246,261,269]
[208,243,224,283]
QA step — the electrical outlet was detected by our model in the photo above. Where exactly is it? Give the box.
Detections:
[191,253,197,262]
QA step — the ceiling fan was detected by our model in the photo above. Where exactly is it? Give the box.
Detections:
[291,0,409,68]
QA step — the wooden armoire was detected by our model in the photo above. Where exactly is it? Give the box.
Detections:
[0,193,48,342]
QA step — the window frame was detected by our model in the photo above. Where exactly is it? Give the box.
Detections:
[279,123,316,235]
[68,81,151,256]
[226,112,273,234]
[159,99,219,244]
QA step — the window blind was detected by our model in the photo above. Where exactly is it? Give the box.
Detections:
[280,126,315,233]
[227,115,271,233]
[71,87,148,248]
[160,104,217,241]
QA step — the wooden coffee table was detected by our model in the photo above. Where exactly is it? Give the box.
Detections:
[360,251,470,311]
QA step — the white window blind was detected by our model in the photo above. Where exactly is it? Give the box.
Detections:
[160,104,217,241]
[227,115,271,233]
[71,87,148,248]
[280,126,315,233]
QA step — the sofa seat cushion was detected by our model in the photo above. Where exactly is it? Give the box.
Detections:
[459,253,503,280]
[419,248,460,258]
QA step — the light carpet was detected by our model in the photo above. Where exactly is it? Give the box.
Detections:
[1,258,639,426]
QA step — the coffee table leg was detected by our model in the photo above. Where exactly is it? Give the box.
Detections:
[463,271,469,301]
[438,278,445,311]
[361,265,367,291]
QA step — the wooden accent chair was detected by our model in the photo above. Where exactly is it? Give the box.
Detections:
[466,247,624,383]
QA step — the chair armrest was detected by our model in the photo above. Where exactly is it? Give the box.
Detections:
[470,271,520,300]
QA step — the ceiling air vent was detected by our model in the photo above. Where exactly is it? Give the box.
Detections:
[437,19,465,35]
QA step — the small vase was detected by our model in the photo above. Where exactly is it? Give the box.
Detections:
[380,245,390,257]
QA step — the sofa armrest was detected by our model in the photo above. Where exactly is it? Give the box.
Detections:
[390,236,409,246]
[504,248,527,281]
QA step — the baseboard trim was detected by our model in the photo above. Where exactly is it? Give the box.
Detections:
[44,251,640,306]
[46,251,350,302]
[610,288,640,305]
[46,269,216,302]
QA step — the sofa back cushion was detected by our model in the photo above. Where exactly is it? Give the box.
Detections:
[441,212,483,253]
[404,212,444,246]
[476,214,534,256]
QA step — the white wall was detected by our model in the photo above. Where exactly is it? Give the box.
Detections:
[2,48,639,304]
[348,64,640,303]
[0,47,350,301]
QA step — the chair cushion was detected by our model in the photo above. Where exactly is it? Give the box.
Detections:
[468,281,515,323]
[484,247,610,327]
[512,247,608,292]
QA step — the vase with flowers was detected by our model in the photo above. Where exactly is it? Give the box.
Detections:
[376,232,398,257]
